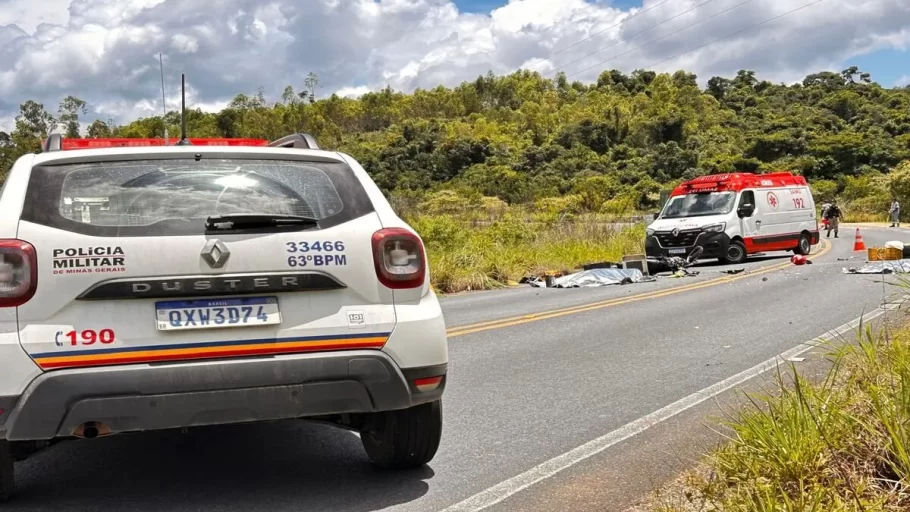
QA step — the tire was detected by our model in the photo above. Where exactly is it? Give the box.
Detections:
[361,400,443,469]
[721,240,747,264]
[793,232,812,256]
[0,441,14,503]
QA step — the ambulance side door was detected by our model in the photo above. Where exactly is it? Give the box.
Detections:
[738,190,760,236]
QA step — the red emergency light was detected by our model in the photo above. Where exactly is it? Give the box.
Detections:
[689,182,723,189]
[58,138,270,150]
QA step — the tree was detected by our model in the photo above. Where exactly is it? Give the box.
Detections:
[890,160,910,206]
[841,66,872,85]
[0,132,16,183]
[706,76,731,100]
[15,100,56,139]
[281,85,300,104]
[58,96,88,138]
[86,119,112,138]
[672,70,697,89]
[803,71,845,90]
[731,70,758,90]
[301,72,319,104]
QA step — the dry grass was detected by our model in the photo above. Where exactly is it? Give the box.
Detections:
[636,313,910,512]
[407,210,645,293]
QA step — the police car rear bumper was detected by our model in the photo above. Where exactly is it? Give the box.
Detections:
[645,231,731,260]
[0,350,446,441]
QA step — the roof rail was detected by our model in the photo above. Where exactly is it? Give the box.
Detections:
[268,133,320,150]
[42,134,63,152]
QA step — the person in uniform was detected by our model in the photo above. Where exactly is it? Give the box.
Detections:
[824,199,842,238]
[820,201,831,231]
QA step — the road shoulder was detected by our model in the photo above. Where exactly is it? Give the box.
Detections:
[474,309,900,512]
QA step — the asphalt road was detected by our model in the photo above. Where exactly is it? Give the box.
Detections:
[5,225,908,512]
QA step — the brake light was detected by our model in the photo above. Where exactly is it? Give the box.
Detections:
[58,138,269,150]
[0,240,38,308]
[371,228,426,289]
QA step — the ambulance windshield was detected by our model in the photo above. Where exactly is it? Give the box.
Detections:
[661,191,736,219]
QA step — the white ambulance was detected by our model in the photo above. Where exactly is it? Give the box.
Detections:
[645,172,819,264]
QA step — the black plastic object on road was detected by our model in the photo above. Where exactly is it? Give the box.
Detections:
[581,261,622,270]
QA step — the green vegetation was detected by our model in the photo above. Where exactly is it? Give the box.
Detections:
[404,191,645,292]
[642,314,910,511]
[3,66,910,288]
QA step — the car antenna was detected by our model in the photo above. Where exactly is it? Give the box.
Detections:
[174,73,192,146]
[159,53,168,145]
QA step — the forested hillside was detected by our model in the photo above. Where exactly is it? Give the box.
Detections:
[2,67,910,215]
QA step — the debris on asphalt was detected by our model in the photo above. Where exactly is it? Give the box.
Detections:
[790,254,813,265]
[786,357,806,363]
[719,268,745,275]
[762,277,768,282]
[671,269,700,277]
[647,246,705,276]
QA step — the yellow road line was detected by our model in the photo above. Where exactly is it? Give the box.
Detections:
[446,240,832,338]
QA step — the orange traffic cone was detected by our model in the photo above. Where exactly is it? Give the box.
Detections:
[853,227,866,252]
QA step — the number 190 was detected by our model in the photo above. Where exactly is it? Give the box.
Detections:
[67,329,115,345]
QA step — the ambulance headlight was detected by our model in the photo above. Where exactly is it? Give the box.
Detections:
[646,228,656,236]
[702,223,725,233]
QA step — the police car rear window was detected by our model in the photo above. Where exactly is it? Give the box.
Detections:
[20,158,375,236]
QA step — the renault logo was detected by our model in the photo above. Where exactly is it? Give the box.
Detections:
[201,239,230,269]
[671,228,680,237]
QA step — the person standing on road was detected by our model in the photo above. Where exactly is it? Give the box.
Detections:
[820,201,831,231]
[890,198,900,228]
[824,199,842,238]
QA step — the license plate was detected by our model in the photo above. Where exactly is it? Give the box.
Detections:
[668,248,687,254]
[155,297,281,331]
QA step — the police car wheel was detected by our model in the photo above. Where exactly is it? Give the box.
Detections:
[361,400,443,469]
[722,241,747,264]
[0,441,14,503]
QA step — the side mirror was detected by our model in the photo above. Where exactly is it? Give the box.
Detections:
[737,204,755,218]
[652,212,660,220]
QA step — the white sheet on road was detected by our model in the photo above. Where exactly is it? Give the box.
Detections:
[552,268,644,288]
[844,259,910,274]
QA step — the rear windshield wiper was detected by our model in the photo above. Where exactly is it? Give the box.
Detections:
[205,214,319,230]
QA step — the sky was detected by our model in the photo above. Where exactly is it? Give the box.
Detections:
[1,0,909,132]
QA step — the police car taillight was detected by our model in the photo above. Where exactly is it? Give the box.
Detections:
[0,240,38,308]
[371,228,426,289]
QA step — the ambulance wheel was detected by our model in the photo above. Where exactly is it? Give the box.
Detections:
[721,240,747,264]
[793,233,812,256]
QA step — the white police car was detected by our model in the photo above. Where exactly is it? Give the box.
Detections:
[0,133,448,501]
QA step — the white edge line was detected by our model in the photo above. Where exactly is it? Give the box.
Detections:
[438,301,903,512]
